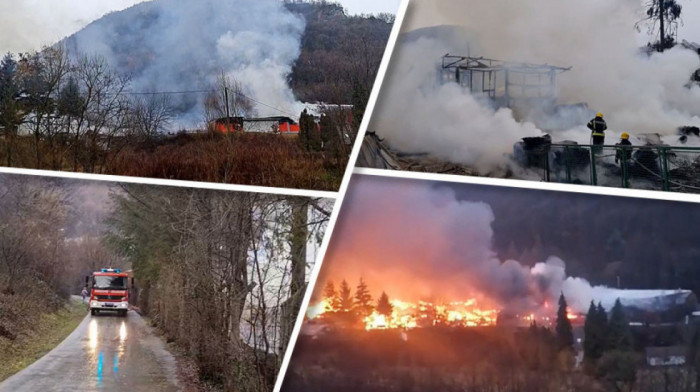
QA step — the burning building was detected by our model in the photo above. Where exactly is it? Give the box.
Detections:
[361,0,700,191]
[301,175,700,341]
[308,298,500,331]
[306,288,699,333]
[440,54,571,121]
[212,116,300,135]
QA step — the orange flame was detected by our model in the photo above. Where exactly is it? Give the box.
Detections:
[309,298,499,330]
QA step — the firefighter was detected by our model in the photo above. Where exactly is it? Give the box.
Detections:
[614,132,632,163]
[587,112,607,153]
[615,132,632,187]
[81,286,89,303]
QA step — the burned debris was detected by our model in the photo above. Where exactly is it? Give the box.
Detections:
[358,132,477,175]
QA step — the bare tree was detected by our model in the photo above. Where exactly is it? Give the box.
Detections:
[204,73,254,128]
[278,198,308,356]
[0,176,69,299]
[107,185,330,391]
[69,55,130,172]
[636,0,683,52]
[125,93,174,144]
[20,46,71,168]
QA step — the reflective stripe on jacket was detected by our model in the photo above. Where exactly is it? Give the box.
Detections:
[587,117,607,135]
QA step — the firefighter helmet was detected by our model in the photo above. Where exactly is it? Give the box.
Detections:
[596,112,604,118]
[621,132,630,140]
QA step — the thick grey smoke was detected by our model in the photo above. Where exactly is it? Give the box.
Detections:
[322,176,652,313]
[0,0,147,54]
[371,36,544,173]
[371,0,700,172]
[64,0,306,124]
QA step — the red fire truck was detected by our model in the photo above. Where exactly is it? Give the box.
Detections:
[85,268,133,317]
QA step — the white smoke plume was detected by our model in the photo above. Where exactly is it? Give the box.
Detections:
[63,0,306,124]
[324,176,664,314]
[528,258,673,314]
[0,0,147,55]
[371,0,700,172]
[371,37,544,173]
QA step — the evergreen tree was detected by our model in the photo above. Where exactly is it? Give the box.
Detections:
[57,76,85,118]
[555,293,574,351]
[596,302,609,351]
[353,277,373,318]
[301,109,321,152]
[376,291,393,317]
[322,281,339,312]
[0,53,23,165]
[350,80,367,127]
[688,324,700,387]
[338,279,353,312]
[608,298,632,351]
[297,109,311,151]
[320,113,344,158]
[584,301,605,361]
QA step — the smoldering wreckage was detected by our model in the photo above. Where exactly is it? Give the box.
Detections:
[360,40,700,192]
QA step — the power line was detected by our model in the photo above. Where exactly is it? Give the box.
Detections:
[123,89,214,95]
[230,90,298,118]
[122,88,299,117]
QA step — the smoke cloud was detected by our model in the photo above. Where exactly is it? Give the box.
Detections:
[372,37,544,173]
[371,0,700,172]
[63,0,306,124]
[319,175,656,314]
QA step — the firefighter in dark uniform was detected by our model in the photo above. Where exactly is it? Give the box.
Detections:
[615,132,632,186]
[587,112,607,153]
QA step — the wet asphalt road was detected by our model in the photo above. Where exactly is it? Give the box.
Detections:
[0,303,180,392]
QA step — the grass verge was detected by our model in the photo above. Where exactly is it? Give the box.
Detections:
[0,298,87,382]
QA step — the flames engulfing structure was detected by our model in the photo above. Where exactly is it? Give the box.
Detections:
[63,0,306,123]
[312,176,692,330]
[309,298,500,330]
[370,0,700,172]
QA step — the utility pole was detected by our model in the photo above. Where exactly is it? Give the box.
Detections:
[224,86,231,118]
[659,0,665,51]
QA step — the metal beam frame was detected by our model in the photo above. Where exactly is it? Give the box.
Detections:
[441,54,571,103]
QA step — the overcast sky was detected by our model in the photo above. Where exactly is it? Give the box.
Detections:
[405,0,700,43]
[0,0,402,55]
[4,0,695,59]
[342,0,401,15]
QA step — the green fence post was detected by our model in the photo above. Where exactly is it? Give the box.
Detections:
[544,144,550,182]
[623,153,630,188]
[590,146,598,186]
[565,146,572,183]
[660,147,670,192]
[619,146,629,188]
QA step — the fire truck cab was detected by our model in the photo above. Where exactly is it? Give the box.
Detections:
[85,268,133,317]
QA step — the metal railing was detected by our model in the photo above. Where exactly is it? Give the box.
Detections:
[522,144,700,193]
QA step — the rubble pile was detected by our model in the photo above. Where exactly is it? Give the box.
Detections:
[358,132,476,175]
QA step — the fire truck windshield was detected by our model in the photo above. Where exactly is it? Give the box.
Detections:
[93,276,127,290]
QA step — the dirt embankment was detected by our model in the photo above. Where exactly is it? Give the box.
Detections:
[0,297,86,382]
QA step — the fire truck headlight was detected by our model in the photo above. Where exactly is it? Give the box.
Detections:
[120,302,128,308]
[91,301,99,308]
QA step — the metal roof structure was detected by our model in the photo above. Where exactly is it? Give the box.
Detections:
[441,54,572,107]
